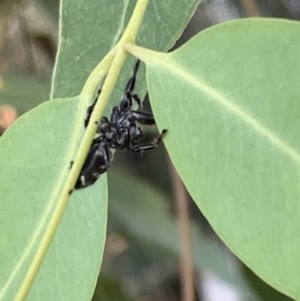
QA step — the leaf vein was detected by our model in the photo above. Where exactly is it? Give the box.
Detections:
[165,59,300,164]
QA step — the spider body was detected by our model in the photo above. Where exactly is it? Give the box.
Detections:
[75,137,112,189]
[75,60,167,190]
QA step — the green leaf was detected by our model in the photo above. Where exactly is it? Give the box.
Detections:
[0,98,107,301]
[143,19,300,299]
[52,0,201,101]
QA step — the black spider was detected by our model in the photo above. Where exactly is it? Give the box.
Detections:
[75,136,112,189]
[75,60,167,190]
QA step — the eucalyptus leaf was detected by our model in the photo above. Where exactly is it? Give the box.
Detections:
[0,98,107,301]
[52,0,201,107]
[144,19,300,299]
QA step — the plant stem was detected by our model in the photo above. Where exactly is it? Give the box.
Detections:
[168,159,195,301]
[14,0,150,300]
[240,0,260,16]
[125,42,163,61]
[81,50,115,102]
[119,0,149,43]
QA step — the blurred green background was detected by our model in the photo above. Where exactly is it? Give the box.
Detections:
[0,0,299,300]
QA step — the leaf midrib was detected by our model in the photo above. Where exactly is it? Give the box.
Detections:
[156,56,300,164]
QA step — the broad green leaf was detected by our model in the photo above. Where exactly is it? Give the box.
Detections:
[0,98,107,301]
[108,169,260,300]
[52,0,201,102]
[144,19,300,299]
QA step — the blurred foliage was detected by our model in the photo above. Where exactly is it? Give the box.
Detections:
[92,276,132,301]
[0,0,299,300]
[103,168,260,300]
[0,73,50,115]
[0,0,57,120]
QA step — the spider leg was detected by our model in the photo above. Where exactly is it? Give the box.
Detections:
[110,106,120,123]
[130,129,167,152]
[120,127,132,150]
[131,93,143,110]
[97,116,110,134]
[111,106,132,126]
[109,126,135,150]
[120,92,133,111]
[120,60,141,110]
[124,59,140,95]
[132,110,155,125]
[127,126,143,150]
